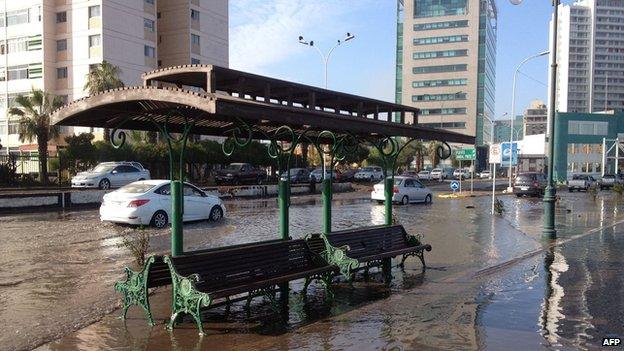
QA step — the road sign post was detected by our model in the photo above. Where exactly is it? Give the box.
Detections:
[455,148,476,196]
[450,180,460,195]
[489,144,502,215]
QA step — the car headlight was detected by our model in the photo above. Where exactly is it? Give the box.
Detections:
[227,173,233,177]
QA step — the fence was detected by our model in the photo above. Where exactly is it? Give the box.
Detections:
[0,154,62,186]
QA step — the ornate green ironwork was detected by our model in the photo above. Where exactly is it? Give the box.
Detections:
[303,272,335,300]
[111,112,195,256]
[164,256,211,335]
[317,233,359,281]
[113,255,158,326]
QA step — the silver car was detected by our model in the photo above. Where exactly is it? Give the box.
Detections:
[71,162,151,189]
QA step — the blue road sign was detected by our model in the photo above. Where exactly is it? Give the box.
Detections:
[501,142,518,166]
[450,180,460,191]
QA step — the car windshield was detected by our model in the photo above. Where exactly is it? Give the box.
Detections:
[418,171,428,174]
[517,174,534,181]
[604,175,614,179]
[378,179,402,185]
[361,167,375,171]
[432,168,441,172]
[117,182,156,193]
[572,175,586,180]
[223,164,243,171]
[92,164,115,173]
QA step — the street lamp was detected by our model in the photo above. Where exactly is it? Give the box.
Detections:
[511,0,559,238]
[508,50,549,192]
[298,32,355,89]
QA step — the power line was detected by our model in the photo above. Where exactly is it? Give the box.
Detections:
[517,70,547,87]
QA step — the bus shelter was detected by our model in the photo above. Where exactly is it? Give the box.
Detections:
[51,65,474,256]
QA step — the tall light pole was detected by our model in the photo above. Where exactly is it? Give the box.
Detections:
[508,50,549,192]
[298,32,355,89]
[511,0,559,238]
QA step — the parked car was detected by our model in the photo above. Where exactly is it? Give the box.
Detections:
[513,172,547,197]
[339,168,358,182]
[283,168,310,183]
[599,174,621,190]
[567,174,596,192]
[478,170,491,179]
[215,163,266,185]
[309,168,339,183]
[430,168,451,180]
[453,168,471,180]
[370,176,432,205]
[401,170,420,178]
[417,170,431,180]
[100,180,225,228]
[71,161,150,190]
[355,166,384,182]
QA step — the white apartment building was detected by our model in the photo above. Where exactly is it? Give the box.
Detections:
[550,0,624,114]
[0,0,228,154]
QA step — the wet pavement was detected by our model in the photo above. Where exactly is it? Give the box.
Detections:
[1,189,623,350]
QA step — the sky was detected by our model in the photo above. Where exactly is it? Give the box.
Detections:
[229,0,566,121]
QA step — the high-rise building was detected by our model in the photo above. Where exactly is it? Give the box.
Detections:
[550,0,624,114]
[523,99,547,136]
[396,0,497,145]
[0,0,228,154]
[493,115,522,144]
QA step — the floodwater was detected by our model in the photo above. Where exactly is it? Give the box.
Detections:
[1,190,623,350]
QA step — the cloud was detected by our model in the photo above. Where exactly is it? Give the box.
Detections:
[229,0,376,74]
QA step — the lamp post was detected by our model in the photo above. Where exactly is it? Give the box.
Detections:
[298,32,355,89]
[511,0,559,238]
[508,50,549,192]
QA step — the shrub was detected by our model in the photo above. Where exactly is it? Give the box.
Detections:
[118,227,150,268]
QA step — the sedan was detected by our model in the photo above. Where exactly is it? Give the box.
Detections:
[72,162,150,189]
[371,176,432,205]
[417,170,431,180]
[100,180,226,228]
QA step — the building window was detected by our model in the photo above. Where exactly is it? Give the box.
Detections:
[422,122,466,129]
[56,11,67,23]
[88,5,101,18]
[191,9,200,21]
[568,120,609,136]
[414,20,468,31]
[412,78,467,88]
[89,35,101,47]
[420,107,467,115]
[412,93,466,102]
[412,64,467,74]
[144,18,155,32]
[57,39,67,52]
[413,49,467,60]
[413,35,468,45]
[191,34,200,46]
[145,0,155,4]
[57,67,68,79]
[191,58,200,64]
[7,65,29,80]
[414,0,468,18]
[144,45,156,57]
[6,9,30,26]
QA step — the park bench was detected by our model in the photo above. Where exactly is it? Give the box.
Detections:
[115,239,336,334]
[306,224,432,281]
[114,238,285,326]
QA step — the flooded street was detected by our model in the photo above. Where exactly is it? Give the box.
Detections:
[2,190,624,350]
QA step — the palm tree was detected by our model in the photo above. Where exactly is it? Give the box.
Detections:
[412,140,426,171]
[9,89,64,183]
[84,61,124,143]
[428,141,442,168]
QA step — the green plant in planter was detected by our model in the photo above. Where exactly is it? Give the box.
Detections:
[494,198,505,215]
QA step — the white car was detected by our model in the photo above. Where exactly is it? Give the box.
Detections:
[72,162,150,189]
[430,168,446,180]
[371,176,433,205]
[453,169,471,179]
[355,166,384,182]
[100,180,225,228]
[417,170,431,180]
[479,170,491,179]
[309,169,339,183]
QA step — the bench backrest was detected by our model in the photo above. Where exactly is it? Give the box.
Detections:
[145,239,287,289]
[167,239,324,292]
[324,225,408,259]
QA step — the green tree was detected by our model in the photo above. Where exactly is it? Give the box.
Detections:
[9,89,64,183]
[60,133,97,174]
[428,141,442,168]
[84,61,124,143]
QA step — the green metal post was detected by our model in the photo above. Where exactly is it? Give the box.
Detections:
[384,176,393,225]
[322,178,332,234]
[171,180,183,256]
[279,176,290,240]
[543,0,560,239]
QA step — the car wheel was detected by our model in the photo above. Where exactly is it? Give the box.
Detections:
[138,178,145,181]
[257,177,263,185]
[150,210,168,229]
[568,188,573,192]
[370,175,374,182]
[376,200,384,204]
[234,178,241,185]
[209,206,223,221]
[425,194,432,204]
[516,194,522,198]
[98,178,111,190]
[401,196,409,205]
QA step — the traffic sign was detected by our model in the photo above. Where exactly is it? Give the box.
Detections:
[489,144,501,164]
[450,180,460,191]
[501,142,518,166]
[455,148,476,161]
